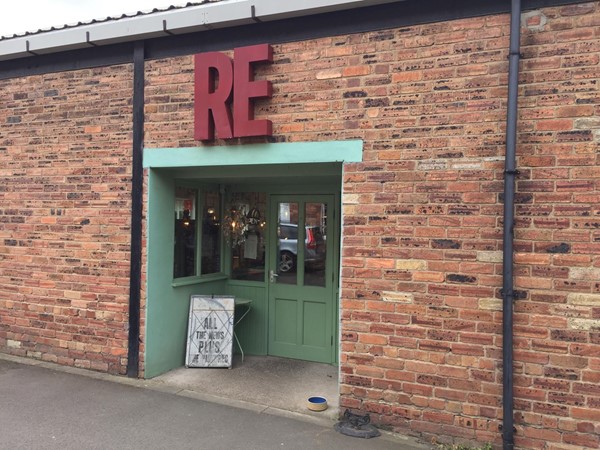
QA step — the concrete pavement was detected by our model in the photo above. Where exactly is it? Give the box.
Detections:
[0,354,431,450]
[152,355,341,421]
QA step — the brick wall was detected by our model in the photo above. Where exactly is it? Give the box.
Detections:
[145,3,600,448]
[0,0,598,447]
[0,65,134,374]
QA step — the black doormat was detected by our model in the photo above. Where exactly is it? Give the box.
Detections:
[334,409,381,439]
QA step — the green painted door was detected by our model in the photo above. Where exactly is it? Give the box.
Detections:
[268,195,337,363]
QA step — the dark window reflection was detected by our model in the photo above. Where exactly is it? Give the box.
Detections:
[304,202,327,287]
[174,187,197,278]
[277,202,299,286]
[201,191,221,275]
[230,192,267,282]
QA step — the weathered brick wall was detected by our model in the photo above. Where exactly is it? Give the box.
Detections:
[145,3,600,448]
[0,65,134,374]
[0,0,596,447]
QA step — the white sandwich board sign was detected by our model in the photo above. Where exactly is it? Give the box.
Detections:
[186,295,234,368]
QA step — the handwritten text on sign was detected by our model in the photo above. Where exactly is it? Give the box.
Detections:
[186,295,234,368]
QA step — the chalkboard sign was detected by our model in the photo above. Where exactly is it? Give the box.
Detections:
[186,295,234,368]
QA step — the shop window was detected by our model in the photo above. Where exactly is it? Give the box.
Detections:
[174,187,222,279]
[200,191,221,275]
[226,192,266,282]
[174,187,197,278]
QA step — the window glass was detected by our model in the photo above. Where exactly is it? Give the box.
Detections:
[304,202,327,287]
[201,191,221,275]
[174,187,197,278]
[276,202,299,285]
[228,192,266,282]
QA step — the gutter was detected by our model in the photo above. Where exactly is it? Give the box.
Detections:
[502,0,521,449]
[0,0,401,62]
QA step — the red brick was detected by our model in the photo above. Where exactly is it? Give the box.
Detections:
[343,66,371,77]
[562,432,600,448]
[560,4,596,16]
[571,407,600,422]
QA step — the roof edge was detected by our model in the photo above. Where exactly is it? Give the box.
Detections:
[0,0,402,62]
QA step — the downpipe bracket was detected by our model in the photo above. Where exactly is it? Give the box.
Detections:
[499,289,516,300]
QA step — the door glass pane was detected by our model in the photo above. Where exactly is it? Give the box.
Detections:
[277,202,298,285]
[304,202,327,287]
[229,192,267,282]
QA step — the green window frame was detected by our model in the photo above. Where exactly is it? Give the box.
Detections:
[173,184,224,282]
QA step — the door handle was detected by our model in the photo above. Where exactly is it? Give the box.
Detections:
[269,270,279,283]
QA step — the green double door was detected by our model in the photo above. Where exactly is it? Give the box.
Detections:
[267,195,337,364]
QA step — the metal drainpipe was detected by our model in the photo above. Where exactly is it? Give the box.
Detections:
[126,41,145,378]
[502,0,521,449]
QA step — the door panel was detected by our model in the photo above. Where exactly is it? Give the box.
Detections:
[268,195,336,363]
[303,301,326,347]
[274,297,297,343]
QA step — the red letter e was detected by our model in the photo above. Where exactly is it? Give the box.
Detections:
[233,44,273,138]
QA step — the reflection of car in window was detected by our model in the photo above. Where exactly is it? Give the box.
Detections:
[278,224,325,273]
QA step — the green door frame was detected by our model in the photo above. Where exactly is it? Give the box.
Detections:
[142,141,362,378]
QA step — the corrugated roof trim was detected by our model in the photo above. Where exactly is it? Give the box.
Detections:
[0,1,224,41]
[0,0,402,61]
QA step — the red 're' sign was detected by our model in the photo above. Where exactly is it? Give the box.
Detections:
[194,44,273,140]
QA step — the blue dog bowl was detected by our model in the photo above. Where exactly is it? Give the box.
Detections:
[307,396,328,411]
